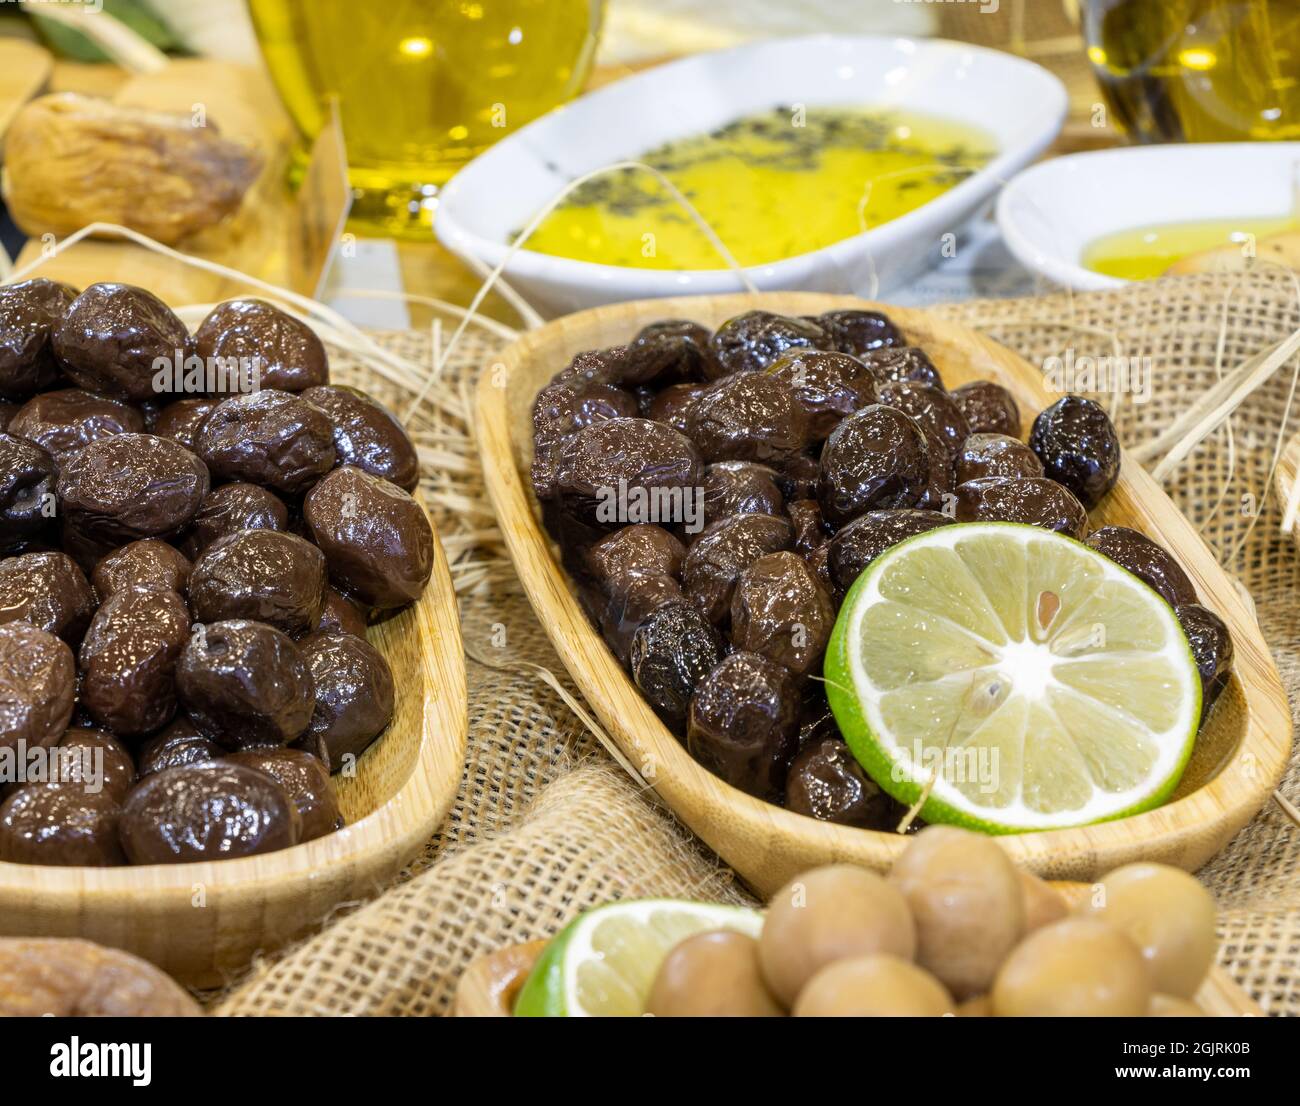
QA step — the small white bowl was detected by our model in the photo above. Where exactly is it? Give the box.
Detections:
[435,34,1066,316]
[998,142,1300,291]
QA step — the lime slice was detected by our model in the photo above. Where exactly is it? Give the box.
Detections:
[824,522,1201,833]
[513,899,764,1016]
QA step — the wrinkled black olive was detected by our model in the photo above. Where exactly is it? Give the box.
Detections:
[548,417,703,533]
[708,311,828,377]
[0,552,95,644]
[646,381,707,435]
[860,346,944,389]
[955,433,1043,483]
[785,736,900,829]
[530,376,639,497]
[700,461,785,533]
[226,747,342,841]
[151,398,217,452]
[686,372,810,465]
[91,539,192,601]
[629,601,722,725]
[599,573,686,667]
[53,727,136,802]
[0,432,55,546]
[1029,396,1121,509]
[1175,603,1233,724]
[954,476,1088,538]
[52,283,191,402]
[196,390,336,495]
[623,319,714,385]
[730,551,835,678]
[297,630,395,768]
[774,453,821,502]
[815,309,904,356]
[787,498,828,557]
[301,384,420,491]
[0,785,124,866]
[950,380,1021,437]
[189,529,326,637]
[682,512,794,625]
[1087,525,1197,608]
[817,405,930,526]
[57,433,209,545]
[766,350,878,439]
[877,380,970,509]
[194,298,329,393]
[136,717,221,778]
[177,619,316,749]
[8,389,145,463]
[303,466,434,609]
[182,482,289,557]
[687,651,799,801]
[79,585,190,737]
[585,524,686,592]
[118,762,301,863]
[0,622,75,752]
[0,279,76,399]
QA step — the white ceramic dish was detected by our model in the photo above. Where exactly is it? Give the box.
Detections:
[435,34,1066,316]
[998,142,1300,291]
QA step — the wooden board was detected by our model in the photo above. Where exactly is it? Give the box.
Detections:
[476,291,1291,896]
[0,505,468,989]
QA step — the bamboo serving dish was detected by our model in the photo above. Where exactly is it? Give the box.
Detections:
[0,508,468,988]
[453,881,1266,1016]
[477,292,1291,896]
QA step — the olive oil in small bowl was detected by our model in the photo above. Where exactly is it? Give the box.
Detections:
[522,106,996,271]
[1084,216,1298,281]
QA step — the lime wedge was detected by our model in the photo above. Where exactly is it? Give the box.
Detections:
[824,522,1201,833]
[513,899,764,1016]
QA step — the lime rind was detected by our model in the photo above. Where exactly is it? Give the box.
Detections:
[824,522,1201,834]
[513,899,764,1017]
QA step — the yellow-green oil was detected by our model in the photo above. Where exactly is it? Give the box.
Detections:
[1083,216,1297,280]
[522,107,996,269]
[248,0,602,234]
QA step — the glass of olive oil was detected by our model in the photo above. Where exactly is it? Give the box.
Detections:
[248,0,605,235]
[1083,0,1300,143]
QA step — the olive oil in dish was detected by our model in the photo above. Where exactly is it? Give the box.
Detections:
[522,106,996,270]
[1083,216,1297,280]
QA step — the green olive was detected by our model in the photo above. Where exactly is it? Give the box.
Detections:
[1076,863,1216,999]
[1149,993,1207,1017]
[889,826,1024,999]
[1019,870,1068,933]
[760,865,916,1008]
[993,918,1151,1016]
[645,930,785,1017]
[793,955,954,1017]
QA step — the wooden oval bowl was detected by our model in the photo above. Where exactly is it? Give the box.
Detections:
[477,292,1290,896]
[0,507,468,988]
[454,883,1264,1016]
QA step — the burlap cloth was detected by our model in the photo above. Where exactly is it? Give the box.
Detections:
[209,270,1300,1016]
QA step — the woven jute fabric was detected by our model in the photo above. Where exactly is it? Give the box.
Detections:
[212,269,1300,1016]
